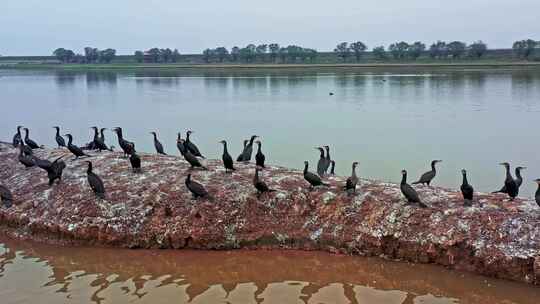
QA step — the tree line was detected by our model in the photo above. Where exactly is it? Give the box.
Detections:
[134,48,181,63]
[52,47,116,63]
[201,44,318,63]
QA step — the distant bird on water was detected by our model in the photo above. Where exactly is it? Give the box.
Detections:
[113,127,135,157]
[185,130,204,158]
[237,135,258,162]
[219,140,235,173]
[495,162,519,200]
[65,134,90,159]
[150,131,167,155]
[12,126,23,147]
[130,152,142,173]
[53,126,66,148]
[400,169,427,208]
[412,160,442,186]
[534,179,540,207]
[460,169,474,206]
[0,184,13,208]
[86,161,105,199]
[23,128,40,149]
[345,162,359,195]
[255,140,266,168]
[253,166,275,198]
[185,174,210,199]
[303,161,328,189]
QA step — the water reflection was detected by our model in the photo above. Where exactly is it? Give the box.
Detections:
[0,239,538,304]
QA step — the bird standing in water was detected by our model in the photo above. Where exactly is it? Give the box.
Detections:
[253,166,275,198]
[86,161,105,199]
[460,169,474,206]
[255,140,265,168]
[219,140,235,173]
[400,169,427,208]
[303,161,328,190]
[345,162,359,195]
[53,126,66,148]
[185,174,210,199]
[65,134,90,159]
[413,160,442,186]
[12,126,23,147]
[23,128,40,149]
[150,131,167,155]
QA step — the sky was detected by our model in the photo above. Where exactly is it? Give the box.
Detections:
[1,0,539,56]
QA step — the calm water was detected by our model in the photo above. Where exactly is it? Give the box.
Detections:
[1,238,540,304]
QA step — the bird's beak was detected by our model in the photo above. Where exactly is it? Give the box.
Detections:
[499,162,505,165]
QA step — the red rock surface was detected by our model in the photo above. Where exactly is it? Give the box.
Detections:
[0,143,539,285]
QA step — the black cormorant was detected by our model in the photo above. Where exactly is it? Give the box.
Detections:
[185,174,209,199]
[237,135,258,162]
[316,147,326,177]
[53,126,66,148]
[303,161,328,189]
[12,126,23,147]
[460,169,474,206]
[176,135,187,156]
[253,166,275,198]
[412,160,442,186]
[400,170,427,208]
[219,140,235,173]
[330,160,336,175]
[36,156,66,186]
[184,149,207,170]
[323,145,331,174]
[0,184,13,208]
[86,161,105,199]
[150,131,167,155]
[255,140,265,168]
[65,134,90,159]
[113,127,135,157]
[534,179,540,207]
[23,128,40,149]
[185,130,204,158]
[496,162,519,200]
[20,142,33,156]
[91,127,109,152]
[130,152,142,173]
[18,145,35,168]
[345,162,359,194]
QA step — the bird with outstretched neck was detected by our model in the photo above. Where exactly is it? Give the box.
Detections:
[316,147,326,177]
[460,169,474,206]
[112,127,135,157]
[219,140,235,173]
[412,160,442,186]
[303,161,328,190]
[53,126,66,148]
[150,131,167,155]
[495,162,519,200]
[23,128,40,149]
[86,161,105,199]
[255,140,266,168]
[185,174,210,199]
[400,169,427,208]
[253,166,275,198]
[345,162,359,195]
[185,130,204,158]
[237,135,258,162]
[65,134,90,159]
[12,126,23,147]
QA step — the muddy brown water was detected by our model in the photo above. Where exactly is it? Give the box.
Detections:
[0,237,539,304]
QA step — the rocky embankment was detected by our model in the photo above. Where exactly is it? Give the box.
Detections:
[0,143,539,285]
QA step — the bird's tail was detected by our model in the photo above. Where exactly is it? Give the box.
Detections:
[418,202,428,208]
[411,181,421,185]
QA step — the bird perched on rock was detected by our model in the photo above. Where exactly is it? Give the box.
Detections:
[150,131,167,155]
[35,156,66,186]
[460,169,474,206]
[130,152,142,173]
[534,179,540,207]
[255,140,266,168]
[65,134,90,159]
[303,161,328,190]
[176,133,187,156]
[12,126,23,147]
[253,166,275,198]
[86,161,105,199]
[185,130,204,158]
[413,160,442,186]
[185,174,210,199]
[219,140,235,173]
[53,126,66,148]
[0,184,13,208]
[113,127,135,157]
[316,147,326,177]
[90,127,110,152]
[400,169,427,208]
[237,135,258,162]
[493,166,526,194]
[182,143,207,170]
[323,145,331,174]
[345,162,359,195]
[330,160,336,175]
[18,145,35,168]
[494,162,519,200]
[23,128,40,149]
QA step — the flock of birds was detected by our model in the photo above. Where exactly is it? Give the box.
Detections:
[1,125,539,209]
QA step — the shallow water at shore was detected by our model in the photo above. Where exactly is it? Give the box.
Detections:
[1,238,539,304]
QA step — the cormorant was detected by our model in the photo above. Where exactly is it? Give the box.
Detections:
[23,128,40,149]
[492,166,526,194]
[237,135,258,162]
[412,160,442,186]
[112,127,135,157]
[150,131,167,155]
[86,161,105,199]
[65,134,90,159]
[303,161,328,189]
[20,142,33,156]
[345,162,359,194]
[255,140,265,168]
[330,160,336,175]
[329,92,334,96]
[534,179,540,207]
[316,147,326,177]
[12,126,23,147]
[185,174,209,199]
[130,152,142,173]
[253,166,275,198]
[185,130,204,158]
[184,149,207,170]
[176,135,187,156]
[18,145,35,168]
[36,156,66,186]
[323,145,331,174]
[460,169,474,206]
[400,170,427,208]
[53,126,66,148]
[0,184,13,208]
[91,127,109,152]
[496,162,519,200]
[219,140,235,173]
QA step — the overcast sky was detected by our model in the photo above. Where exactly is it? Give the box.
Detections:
[1,0,539,56]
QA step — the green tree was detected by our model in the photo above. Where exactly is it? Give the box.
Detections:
[350,41,367,62]
[98,48,116,63]
[231,46,240,62]
[202,48,213,63]
[269,43,280,62]
[334,42,350,62]
[389,42,409,59]
[372,46,386,60]
[84,47,99,63]
[53,48,75,63]
[171,49,180,63]
[160,48,173,63]
[278,47,287,63]
[134,51,144,63]
[215,47,229,62]
[429,41,448,59]
[468,41,487,58]
[513,39,537,59]
[256,44,268,62]
[447,41,467,59]
[147,48,161,63]
[407,42,425,60]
